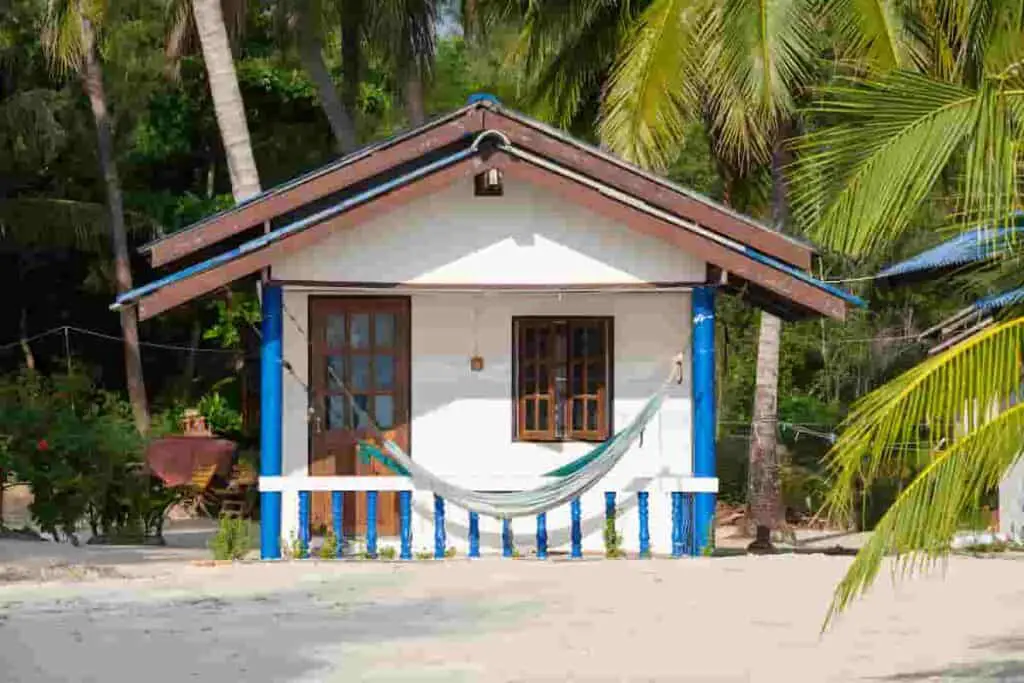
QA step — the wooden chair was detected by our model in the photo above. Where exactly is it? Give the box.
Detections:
[216,462,257,519]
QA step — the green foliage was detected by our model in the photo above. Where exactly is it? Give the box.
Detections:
[202,293,261,349]
[378,545,396,560]
[0,370,178,542]
[414,548,433,560]
[603,514,624,558]
[319,528,339,559]
[209,517,254,560]
[445,545,456,558]
[196,390,243,436]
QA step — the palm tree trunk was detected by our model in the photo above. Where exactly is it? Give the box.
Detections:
[746,311,782,545]
[192,0,261,201]
[340,0,361,130]
[297,20,357,154]
[404,70,426,127]
[746,137,789,551]
[80,17,150,435]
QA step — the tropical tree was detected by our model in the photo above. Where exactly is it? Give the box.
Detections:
[785,0,1024,624]
[41,0,150,433]
[516,0,917,547]
[272,0,435,154]
[189,0,260,201]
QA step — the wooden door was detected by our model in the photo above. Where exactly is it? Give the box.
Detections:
[309,297,409,536]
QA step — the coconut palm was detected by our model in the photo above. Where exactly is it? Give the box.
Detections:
[41,0,150,433]
[785,0,1024,625]
[190,0,261,201]
[515,0,918,546]
[273,0,435,153]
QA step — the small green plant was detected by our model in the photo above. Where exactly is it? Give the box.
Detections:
[288,532,304,559]
[701,515,717,557]
[378,545,397,560]
[445,545,457,558]
[414,549,432,560]
[209,517,253,561]
[319,529,339,559]
[604,516,624,558]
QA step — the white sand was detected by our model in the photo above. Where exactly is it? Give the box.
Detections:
[2,536,1023,682]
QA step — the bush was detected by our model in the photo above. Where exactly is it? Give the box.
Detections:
[0,370,181,543]
[209,517,253,560]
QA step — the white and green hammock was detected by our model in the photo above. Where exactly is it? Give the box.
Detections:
[347,358,681,519]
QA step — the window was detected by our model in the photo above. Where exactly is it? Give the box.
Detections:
[513,317,612,442]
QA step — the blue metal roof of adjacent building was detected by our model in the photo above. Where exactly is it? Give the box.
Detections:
[877,218,1024,279]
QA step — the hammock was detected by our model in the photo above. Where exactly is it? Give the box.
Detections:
[345,357,681,519]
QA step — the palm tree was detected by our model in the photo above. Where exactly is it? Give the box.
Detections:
[785,0,1024,625]
[520,0,916,547]
[42,0,150,433]
[190,0,261,201]
[273,0,435,153]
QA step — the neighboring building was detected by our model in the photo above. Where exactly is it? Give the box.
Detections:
[114,96,860,558]
[879,226,1024,541]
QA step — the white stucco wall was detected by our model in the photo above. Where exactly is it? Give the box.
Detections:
[272,173,708,555]
[999,458,1024,540]
[278,290,692,555]
[271,175,705,285]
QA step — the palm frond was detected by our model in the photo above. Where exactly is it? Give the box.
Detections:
[789,71,1009,256]
[824,398,1024,628]
[708,0,818,145]
[598,0,705,170]
[42,0,86,76]
[515,0,631,126]
[823,316,1024,533]
[825,0,924,70]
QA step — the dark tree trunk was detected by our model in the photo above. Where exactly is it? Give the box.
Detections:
[80,16,150,434]
[340,0,361,136]
[404,70,426,127]
[298,13,357,154]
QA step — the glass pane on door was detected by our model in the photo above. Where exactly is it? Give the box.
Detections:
[375,313,395,347]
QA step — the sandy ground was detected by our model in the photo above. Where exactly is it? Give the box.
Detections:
[1,528,1023,683]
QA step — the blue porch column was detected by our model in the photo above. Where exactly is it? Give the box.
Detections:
[691,287,717,555]
[260,284,284,559]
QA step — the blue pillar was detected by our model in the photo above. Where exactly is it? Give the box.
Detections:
[366,491,378,557]
[637,491,650,558]
[298,490,310,558]
[671,491,684,557]
[259,285,283,559]
[433,495,446,559]
[502,518,513,558]
[331,491,344,558]
[570,498,582,558]
[536,513,547,559]
[468,512,480,558]
[399,490,412,560]
[692,286,717,555]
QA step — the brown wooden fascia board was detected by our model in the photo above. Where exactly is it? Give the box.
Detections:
[136,154,504,320]
[146,108,487,268]
[483,110,813,271]
[499,157,846,321]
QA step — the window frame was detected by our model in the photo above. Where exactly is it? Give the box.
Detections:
[511,316,614,443]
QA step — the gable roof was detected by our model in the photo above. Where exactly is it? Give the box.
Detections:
[119,98,862,322]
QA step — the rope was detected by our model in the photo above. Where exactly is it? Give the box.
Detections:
[0,325,240,355]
